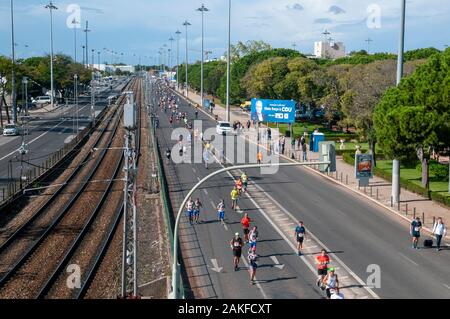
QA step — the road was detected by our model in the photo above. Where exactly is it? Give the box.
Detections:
[153,81,450,299]
[0,79,129,199]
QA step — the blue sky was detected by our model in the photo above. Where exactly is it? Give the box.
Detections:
[0,0,449,65]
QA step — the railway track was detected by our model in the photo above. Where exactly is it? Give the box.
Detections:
[0,77,143,299]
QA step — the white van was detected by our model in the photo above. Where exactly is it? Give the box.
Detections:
[32,96,51,106]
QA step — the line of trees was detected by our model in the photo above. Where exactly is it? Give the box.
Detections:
[0,54,93,126]
[176,43,448,189]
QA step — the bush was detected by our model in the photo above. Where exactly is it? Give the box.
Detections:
[416,161,449,181]
[430,192,450,207]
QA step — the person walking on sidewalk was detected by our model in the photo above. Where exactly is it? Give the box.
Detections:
[280,136,286,155]
[291,137,296,159]
[230,233,244,271]
[432,217,447,251]
[246,120,251,131]
[301,140,308,162]
[241,213,252,243]
[410,217,422,249]
[294,221,306,256]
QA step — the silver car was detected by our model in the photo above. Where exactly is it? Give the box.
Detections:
[3,124,19,136]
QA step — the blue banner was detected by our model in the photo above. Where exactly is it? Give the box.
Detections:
[251,99,296,123]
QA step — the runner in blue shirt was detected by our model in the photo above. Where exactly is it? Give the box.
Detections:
[294,221,306,256]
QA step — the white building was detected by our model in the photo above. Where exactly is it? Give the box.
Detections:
[104,64,135,73]
[314,41,346,59]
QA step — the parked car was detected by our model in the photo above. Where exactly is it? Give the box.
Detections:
[3,124,20,136]
[31,96,51,106]
[216,121,232,135]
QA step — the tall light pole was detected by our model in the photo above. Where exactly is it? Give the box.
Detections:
[392,0,406,204]
[74,74,78,135]
[98,51,101,69]
[71,18,79,62]
[91,49,95,69]
[365,38,373,54]
[83,21,90,67]
[183,20,191,98]
[197,4,209,109]
[45,1,57,110]
[10,0,17,123]
[226,0,231,122]
[82,45,85,65]
[175,30,182,91]
[169,36,175,70]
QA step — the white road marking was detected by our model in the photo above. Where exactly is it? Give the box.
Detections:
[270,256,285,270]
[399,253,419,266]
[203,189,209,196]
[275,217,290,221]
[303,245,318,250]
[443,284,450,290]
[64,135,75,144]
[210,259,223,273]
[249,181,380,299]
[223,223,229,231]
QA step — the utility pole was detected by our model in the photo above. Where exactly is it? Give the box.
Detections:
[84,21,91,67]
[74,74,78,136]
[182,21,191,98]
[392,0,406,204]
[10,0,17,124]
[122,91,138,298]
[169,37,175,70]
[45,1,58,111]
[197,4,209,109]
[91,72,95,126]
[175,30,181,91]
[82,45,85,65]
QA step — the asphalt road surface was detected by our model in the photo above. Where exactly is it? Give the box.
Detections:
[153,81,450,299]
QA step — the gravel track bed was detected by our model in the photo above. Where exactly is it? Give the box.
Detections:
[0,82,134,299]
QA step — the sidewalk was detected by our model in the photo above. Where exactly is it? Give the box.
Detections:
[176,88,450,239]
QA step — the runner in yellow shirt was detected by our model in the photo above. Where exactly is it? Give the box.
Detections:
[230,187,239,211]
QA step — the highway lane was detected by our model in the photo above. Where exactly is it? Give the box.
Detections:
[154,87,322,299]
[0,80,129,197]
[156,81,450,299]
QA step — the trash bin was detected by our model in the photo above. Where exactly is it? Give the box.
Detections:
[312,133,325,152]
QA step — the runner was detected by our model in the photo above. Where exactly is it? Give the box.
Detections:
[316,249,330,288]
[322,268,340,299]
[294,221,306,256]
[248,248,258,284]
[230,187,239,211]
[217,200,226,224]
[193,198,203,224]
[248,226,258,251]
[185,198,194,226]
[410,217,422,249]
[241,213,252,243]
[165,148,171,164]
[241,171,248,193]
[235,178,243,195]
[257,150,263,164]
[230,233,244,271]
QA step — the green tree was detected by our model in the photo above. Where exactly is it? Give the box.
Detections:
[374,48,450,188]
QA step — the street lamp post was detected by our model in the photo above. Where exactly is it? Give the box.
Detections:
[10,0,17,124]
[74,74,78,136]
[83,21,91,67]
[182,21,191,98]
[197,4,209,110]
[98,51,101,69]
[175,30,182,91]
[92,49,95,69]
[71,18,79,62]
[45,1,58,111]
[169,37,175,71]
[226,0,231,122]
[82,45,85,65]
[22,77,28,116]
[392,0,406,204]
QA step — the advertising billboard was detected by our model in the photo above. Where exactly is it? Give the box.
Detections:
[355,154,373,178]
[251,99,296,124]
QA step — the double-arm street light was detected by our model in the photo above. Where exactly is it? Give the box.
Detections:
[197,4,209,109]
[169,37,175,71]
[45,1,58,110]
[182,21,191,97]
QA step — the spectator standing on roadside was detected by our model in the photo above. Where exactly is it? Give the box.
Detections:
[410,217,422,249]
[302,140,308,162]
[432,218,447,251]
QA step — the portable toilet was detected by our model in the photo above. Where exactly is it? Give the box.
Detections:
[312,132,325,152]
